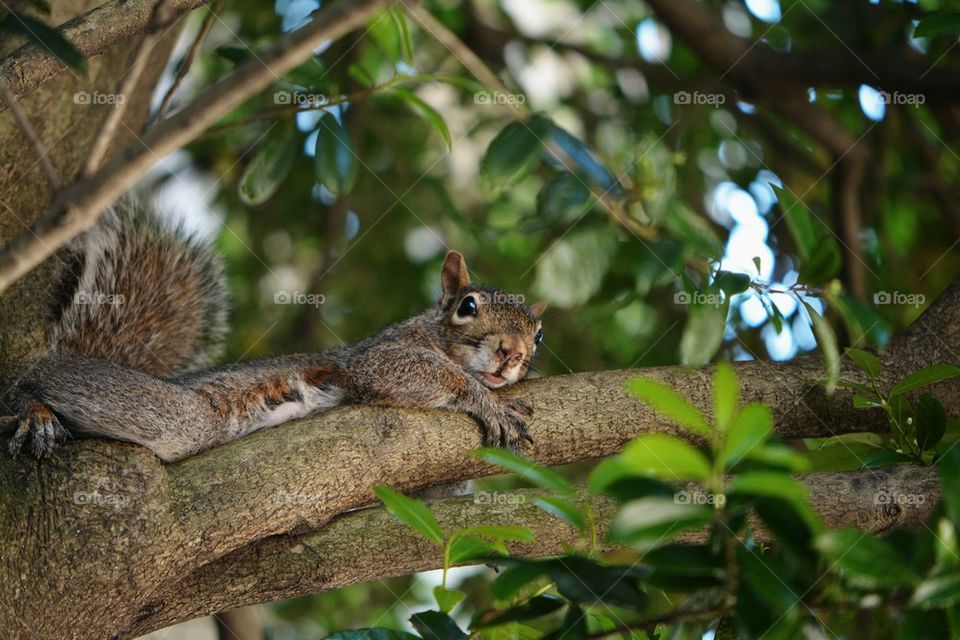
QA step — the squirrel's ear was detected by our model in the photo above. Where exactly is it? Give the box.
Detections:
[441,251,470,307]
[529,300,548,318]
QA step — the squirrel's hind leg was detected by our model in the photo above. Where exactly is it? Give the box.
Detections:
[7,400,70,458]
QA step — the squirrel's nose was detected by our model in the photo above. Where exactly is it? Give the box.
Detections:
[496,339,524,365]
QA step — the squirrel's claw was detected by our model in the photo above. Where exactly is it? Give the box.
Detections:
[7,401,69,459]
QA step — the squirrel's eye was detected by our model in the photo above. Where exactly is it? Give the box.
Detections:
[456,296,478,318]
[535,328,543,344]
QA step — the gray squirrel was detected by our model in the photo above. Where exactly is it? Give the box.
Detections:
[6,202,543,461]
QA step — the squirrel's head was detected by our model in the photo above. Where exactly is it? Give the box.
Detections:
[438,251,545,390]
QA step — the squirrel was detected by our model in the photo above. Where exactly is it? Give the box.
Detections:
[5,202,544,462]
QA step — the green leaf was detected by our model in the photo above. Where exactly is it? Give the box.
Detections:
[238,124,296,205]
[537,172,593,223]
[890,364,960,397]
[491,561,547,600]
[543,604,587,640]
[852,394,883,409]
[862,448,916,468]
[410,611,467,640]
[816,529,920,589]
[545,557,647,610]
[627,377,711,437]
[368,10,403,60]
[610,497,713,545]
[478,594,566,626]
[391,87,451,148]
[433,586,465,613]
[913,573,960,608]
[532,496,586,531]
[720,404,772,469]
[373,485,444,545]
[678,293,729,366]
[738,546,800,611]
[389,6,413,60]
[914,13,960,38]
[621,434,712,481]
[845,348,882,379]
[715,271,751,296]
[324,630,419,640]
[215,45,251,65]
[448,536,494,564]
[541,121,619,194]
[886,394,913,449]
[728,471,807,503]
[1,12,86,73]
[804,441,888,472]
[802,301,839,394]
[314,112,357,195]
[455,525,534,543]
[917,393,947,452]
[533,226,617,308]
[474,448,574,495]
[480,118,547,188]
[939,447,960,527]
[713,362,738,432]
[663,201,724,259]
[775,186,841,283]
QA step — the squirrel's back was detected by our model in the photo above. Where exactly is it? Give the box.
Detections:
[50,201,228,377]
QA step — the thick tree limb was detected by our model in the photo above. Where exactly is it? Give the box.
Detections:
[2,281,959,638]
[136,464,939,636]
[0,0,212,103]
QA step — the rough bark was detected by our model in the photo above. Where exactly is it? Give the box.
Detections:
[0,281,957,638]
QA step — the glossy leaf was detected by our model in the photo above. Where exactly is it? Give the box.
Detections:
[532,496,586,531]
[474,448,574,495]
[610,497,713,545]
[720,403,773,468]
[391,87,451,148]
[491,561,548,600]
[314,112,357,195]
[480,118,547,188]
[845,348,882,379]
[1,12,86,73]
[239,124,296,205]
[373,485,444,545]
[433,586,465,613]
[916,393,947,452]
[802,300,839,394]
[621,434,712,481]
[478,594,565,626]
[627,378,710,437]
[537,172,593,222]
[816,529,920,589]
[890,364,960,398]
[410,611,468,640]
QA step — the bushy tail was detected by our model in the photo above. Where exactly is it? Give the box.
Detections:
[50,200,228,378]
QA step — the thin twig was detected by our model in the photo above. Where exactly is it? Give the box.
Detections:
[0,0,392,295]
[401,0,528,117]
[80,0,174,178]
[156,0,223,120]
[0,80,61,191]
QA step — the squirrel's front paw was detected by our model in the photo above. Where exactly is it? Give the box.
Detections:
[7,401,70,458]
[479,401,534,451]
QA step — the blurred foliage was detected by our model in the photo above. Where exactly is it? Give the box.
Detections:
[139,0,960,635]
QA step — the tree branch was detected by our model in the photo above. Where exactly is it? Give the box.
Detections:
[0,0,212,105]
[136,464,939,636]
[0,80,61,190]
[0,0,393,295]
